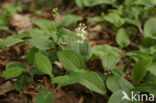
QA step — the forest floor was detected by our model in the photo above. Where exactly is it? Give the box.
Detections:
[0,0,140,103]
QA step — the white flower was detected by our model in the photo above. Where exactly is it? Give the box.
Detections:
[76,33,81,36]
[75,23,88,42]
[77,40,83,43]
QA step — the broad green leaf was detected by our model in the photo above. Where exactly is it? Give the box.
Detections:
[6,62,26,69]
[139,45,156,54]
[14,75,32,91]
[104,12,125,27]
[135,82,156,96]
[0,25,8,31]
[124,18,141,27]
[36,87,54,103]
[144,17,156,39]
[35,53,52,75]
[53,72,84,86]
[145,73,156,83]
[79,41,92,60]
[79,71,106,95]
[100,52,121,70]
[27,38,55,50]
[132,57,152,85]
[0,14,8,25]
[34,20,57,41]
[11,31,30,39]
[75,0,84,7]
[60,14,82,26]
[0,37,23,47]
[2,67,24,78]
[28,29,50,39]
[26,47,38,64]
[92,45,121,70]
[126,50,150,62]
[75,0,116,7]
[3,6,21,16]
[106,76,133,93]
[87,16,104,23]
[57,50,86,72]
[149,62,156,76]
[92,45,121,56]
[57,28,75,36]
[108,90,132,103]
[125,0,156,7]
[53,71,106,95]
[116,28,130,48]
[59,34,92,60]
[111,68,125,77]
[34,19,57,32]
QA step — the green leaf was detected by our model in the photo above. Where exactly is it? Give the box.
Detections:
[79,41,92,60]
[26,47,38,64]
[14,75,32,91]
[0,13,8,25]
[34,19,57,32]
[104,12,125,27]
[28,29,50,39]
[116,28,130,48]
[92,45,121,70]
[53,71,106,95]
[3,6,21,16]
[36,87,54,103]
[0,25,8,31]
[87,16,104,23]
[75,0,116,7]
[27,38,55,50]
[106,76,133,93]
[149,62,156,76]
[0,37,23,47]
[144,17,156,39]
[125,0,156,7]
[53,72,84,86]
[145,73,156,83]
[79,71,106,95]
[35,53,52,76]
[126,50,150,62]
[108,90,132,103]
[100,52,121,70]
[111,68,125,77]
[6,62,26,69]
[59,34,92,60]
[60,14,82,26]
[132,57,152,85]
[34,20,57,41]
[2,67,24,78]
[135,82,156,96]
[92,45,121,56]
[57,50,86,72]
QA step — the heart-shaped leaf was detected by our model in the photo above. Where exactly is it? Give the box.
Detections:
[57,50,86,72]
[35,53,52,76]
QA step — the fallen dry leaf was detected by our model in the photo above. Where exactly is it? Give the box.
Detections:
[53,87,79,103]
[43,76,53,91]
[0,81,15,96]
[10,13,32,33]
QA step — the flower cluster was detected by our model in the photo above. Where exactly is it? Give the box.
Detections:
[75,23,88,43]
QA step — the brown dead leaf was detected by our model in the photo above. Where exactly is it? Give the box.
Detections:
[43,76,53,91]
[10,13,32,33]
[53,87,79,103]
[0,59,9,68]
[78,97,84,103]
[0,81,15,96]
[12,45,21,56]
[54,61,63,70]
